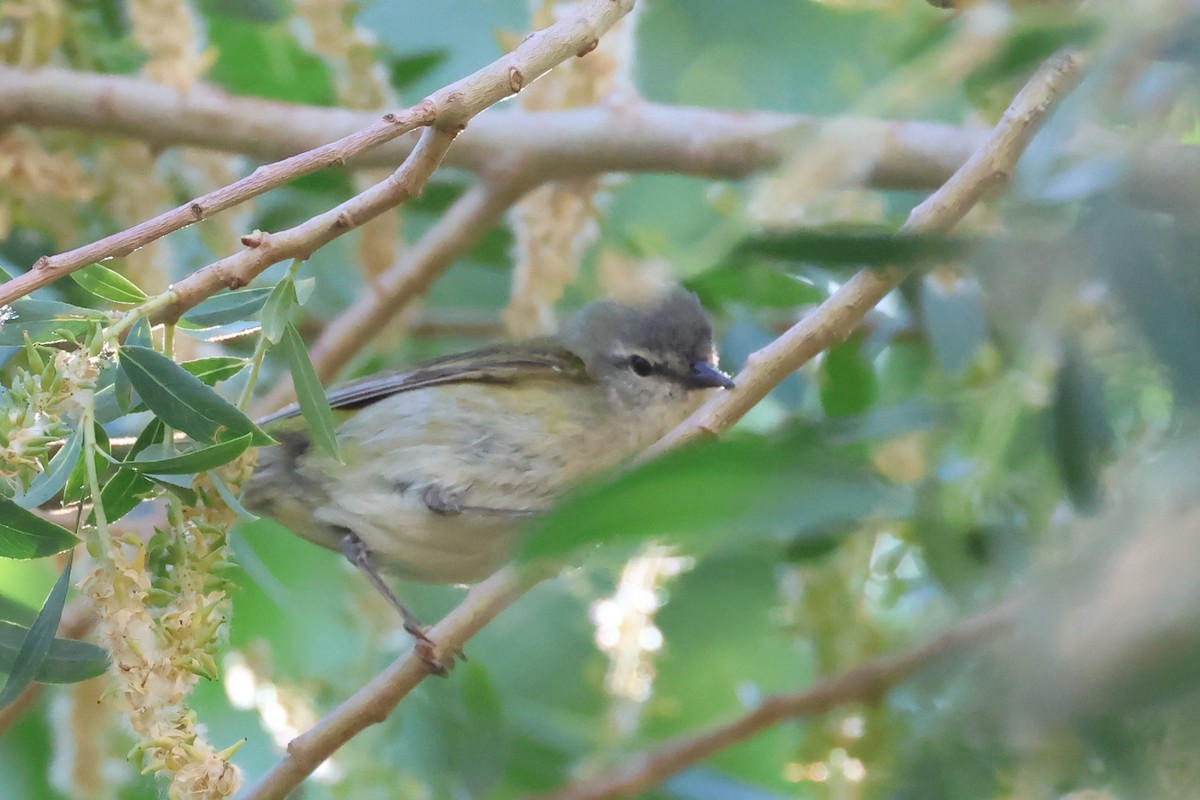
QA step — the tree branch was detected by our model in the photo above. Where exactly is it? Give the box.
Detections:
[0,63,988,190]
[642,50,1087,459]
[0,0,637,308]
[539,604,1016,800]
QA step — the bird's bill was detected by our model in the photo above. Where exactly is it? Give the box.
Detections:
[685,361,736,390]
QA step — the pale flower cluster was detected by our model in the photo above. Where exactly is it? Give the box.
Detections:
[126,0,216,91]
[0,346,100,494]
[504,1,641,338]
[81,527,241,800]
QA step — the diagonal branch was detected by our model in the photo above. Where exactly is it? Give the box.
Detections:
[539,604,1017,800]
[235,48,1087,800]
[642,50,1087,460]
[0,0,636,308]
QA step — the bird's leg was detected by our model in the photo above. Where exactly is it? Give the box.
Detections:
[337,531,454,677]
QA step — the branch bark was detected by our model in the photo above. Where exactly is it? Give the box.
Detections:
[0,0,637,308]
[0,63,988,190]
[540,604,1016,800]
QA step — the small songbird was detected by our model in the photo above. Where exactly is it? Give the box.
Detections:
[241,288,733,647]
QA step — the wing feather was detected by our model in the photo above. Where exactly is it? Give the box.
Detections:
[257,340,591,427]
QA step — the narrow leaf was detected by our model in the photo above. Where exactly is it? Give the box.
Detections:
[118,345,273,446]
[179,287,273,329]
[181,357,247,386]
[260,277,296,345]
[129,434,253,475]
[13,425,84,509]
[280,323,340,460]
[0,553,74,707]
[0,498,78,559]
[0,300,106,346]
[0,595,37,627]
[116,315,153,411]
[0,620,107,684]
[94,468,156,525]
[69,263,147,304]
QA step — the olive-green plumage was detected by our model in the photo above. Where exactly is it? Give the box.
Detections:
[241,288,733,584]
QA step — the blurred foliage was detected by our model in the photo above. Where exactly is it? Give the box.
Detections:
[3,0,1200,799]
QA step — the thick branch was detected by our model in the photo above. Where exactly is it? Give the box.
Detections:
[0,63,988,190]
[643,51,1086,459]
[541,604,1015,800]
[0,0,636,308]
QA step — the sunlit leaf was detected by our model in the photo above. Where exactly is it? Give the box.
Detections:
[0,300,106,346]
[128,433,254,475]
[180,287,273,329]
[181,356,248,386]
[0,498,78,560]
[260,276,296,345]
[69,263,147,304]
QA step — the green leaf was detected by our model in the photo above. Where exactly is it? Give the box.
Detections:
[116,315,153,411]
[0,497,78,559]
[1050,343,1113,513]
[260,276,296,345]
[730,226,971,268]
[686,262,824,310]
[919,277,987,376]
[179,287,273,329]
[0,300,107,346]
[388,49,448,91]
[520,428,908,561]
[964,20,1098,106]
[0,554,77,706]
[280,323,340,461]
[62,422,108,505]
[118,345,273,446]
[205,13,335,105]
[129,433,253,474]
[0,595,37,627]
[181,357,248,386]
[69,263,147,304]
[0,620,107,685]
[12,425,84,509]
[820,333,877,418]
[95,468,156,525]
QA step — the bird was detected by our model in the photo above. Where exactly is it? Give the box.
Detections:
[241,288,733,662]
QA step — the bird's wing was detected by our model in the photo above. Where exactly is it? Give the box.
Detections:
[257,340,592,427]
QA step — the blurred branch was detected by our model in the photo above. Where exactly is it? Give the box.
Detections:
[0,0,636,308]
[254,176,527,413]
[237,565,544,800]
[0,63,987,190]
[644,50,1087,458]
[540,604,1016,800]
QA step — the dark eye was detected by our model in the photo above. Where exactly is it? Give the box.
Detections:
[629,355,653,377]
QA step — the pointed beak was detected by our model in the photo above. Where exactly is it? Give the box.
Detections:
[686,361,736,390]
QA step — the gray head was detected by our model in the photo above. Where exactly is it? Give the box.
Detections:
[561,288,734,410]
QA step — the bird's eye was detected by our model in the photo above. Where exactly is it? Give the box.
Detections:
[629,355,653,377]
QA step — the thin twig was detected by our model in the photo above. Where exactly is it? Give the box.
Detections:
[0,0,636,309]
[539,604,1017,800]
[642,50,1087,460]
